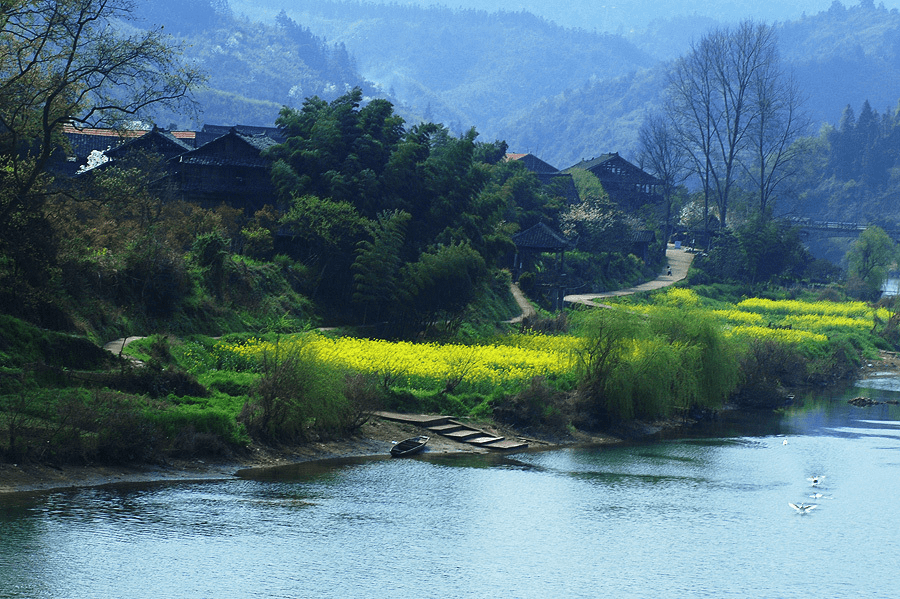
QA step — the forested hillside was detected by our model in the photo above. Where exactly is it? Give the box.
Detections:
[782,99,900,225]
[131,0,384,128]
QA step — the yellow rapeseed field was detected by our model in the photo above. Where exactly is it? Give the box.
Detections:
[208,290,883,392]
[223,333,578,390]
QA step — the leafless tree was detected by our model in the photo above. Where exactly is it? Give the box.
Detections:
[639,112,690,247]
[666,21,800,232]
[745,65,810,215]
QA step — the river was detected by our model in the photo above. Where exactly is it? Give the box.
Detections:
[2,378,899,599]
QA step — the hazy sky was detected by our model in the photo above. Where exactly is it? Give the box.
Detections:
[347,0,900,33]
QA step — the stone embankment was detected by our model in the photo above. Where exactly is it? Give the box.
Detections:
[375,411,529,451]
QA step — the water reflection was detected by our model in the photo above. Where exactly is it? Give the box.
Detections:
[2,380,900,598]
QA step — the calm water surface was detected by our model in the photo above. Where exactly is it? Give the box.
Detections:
[2,379,899,598]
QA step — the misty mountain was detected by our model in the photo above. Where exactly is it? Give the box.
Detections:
[133,0,900,181]
[505,1,900,168]
[232,0,888,38]
[232,0,656,139]
[131,0,382,129]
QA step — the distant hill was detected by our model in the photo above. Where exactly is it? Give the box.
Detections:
[131,0,383,129]
[133,0,900,179]
[505,2,900,168]
[232,0,881,37]
[230,0,656,139]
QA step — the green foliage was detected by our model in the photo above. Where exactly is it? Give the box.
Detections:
[352,210,411,323]
[492,377,568,433]
[691,217,814,287]
[846,226,897,300]
[380,387,486,418]
[198,371,258,397]
[268,90,512,330]
[192,232,231,298]
[0,315,112,369]
[238,337,355,443]
[571,304,739,426]
[398,243,488,334]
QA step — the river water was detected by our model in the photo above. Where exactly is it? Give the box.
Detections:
[2,379,900,599]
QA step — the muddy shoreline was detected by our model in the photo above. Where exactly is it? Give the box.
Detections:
[0,415,618,496]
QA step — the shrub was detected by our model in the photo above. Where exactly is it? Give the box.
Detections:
[102,363,208,399]
[92,391,161,464]
[731,338,807,408]
[492,376,568,433]
[238,337,348,442]
[200,371,257,396]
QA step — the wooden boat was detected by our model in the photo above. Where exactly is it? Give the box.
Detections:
[390,435,429,457]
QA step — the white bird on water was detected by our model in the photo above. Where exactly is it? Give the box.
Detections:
[789,502,817,514]
[807,475,825,486]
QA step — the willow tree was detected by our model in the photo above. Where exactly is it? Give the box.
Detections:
[847,226,897,300]
[1,0,204,295]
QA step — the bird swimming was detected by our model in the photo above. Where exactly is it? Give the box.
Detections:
[789,502,817,514]
[807,475,825,486]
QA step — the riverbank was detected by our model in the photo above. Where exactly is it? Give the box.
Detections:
[0,414,617,495]
[4,347,892,496]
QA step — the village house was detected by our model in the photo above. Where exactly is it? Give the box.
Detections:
[167,127,280,214]
[504,152,581,205]
[563,152,663,211]
[61,124,282,215]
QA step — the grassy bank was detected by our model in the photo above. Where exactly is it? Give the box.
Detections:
[1,287,892,466]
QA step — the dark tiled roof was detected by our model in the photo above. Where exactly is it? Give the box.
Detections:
[174,129,276,168]
[196,124,285,146]
[61,126,196,159]
[512,222,572,251]
[629,230,657,244]
[105,128,194,159]
[564,153,617,172]
[505,152,560,174]
[564,152,662,186]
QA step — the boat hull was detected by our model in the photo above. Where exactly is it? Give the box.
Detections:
[390,435,429,457]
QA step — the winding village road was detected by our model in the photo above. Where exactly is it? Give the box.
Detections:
[509,243,696,318]
[564,243,695,307]
[105,245,694,351]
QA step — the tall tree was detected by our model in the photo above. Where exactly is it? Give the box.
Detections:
[351,209,410,324]
[745,59,808,215]
[639,112,689,245]
[667,34,716,237]
[666,21,784,231]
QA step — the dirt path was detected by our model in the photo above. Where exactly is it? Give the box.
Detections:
[506,282,537,323]
[564,243,695,307]
[102,335,145,363]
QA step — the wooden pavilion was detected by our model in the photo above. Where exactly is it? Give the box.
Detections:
[512,222,573,312]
